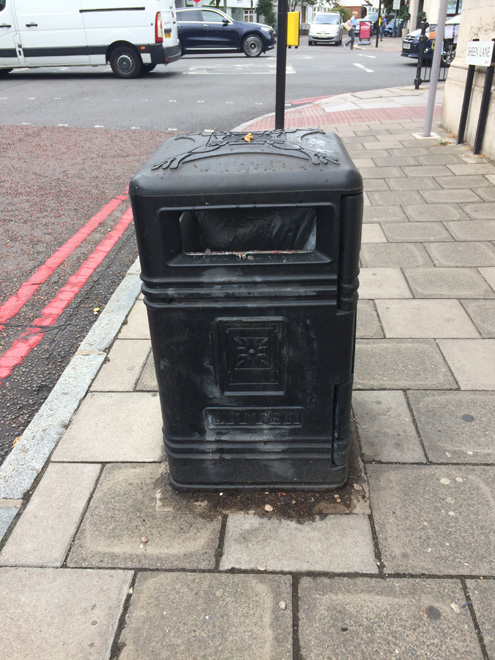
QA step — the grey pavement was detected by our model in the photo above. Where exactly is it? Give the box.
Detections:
[1,84,495,659]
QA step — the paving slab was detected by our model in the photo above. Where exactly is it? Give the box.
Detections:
[425,242,495,267]
[382,222,453,242]
[118,300,150,339]
[368,464,495,575]
[372,156,421,168]
[362,178,390,192]
[352,391,425,462]
[368,190,423,206]
[359,268,412,299]
[0,567,132,660]
[360,243,432,267]
[403,203,467,222]
[387,177,440,191]
[480,267,495,292]
[52,392,164,462]
[404,268,495,298]
[435,174,494,188]
[445,220,495,240]
[363,205,408,223]
[361,223,387,243]
[476,186,495,201]
[408,391,495,463]
[354,339,456,390]
[418,153,465,165]
[448,164,495,176]
[462,300,495,337]
[90,339,150,391]
[0,463,100,568]
[403,165,452,177]
[118,572,292,660]
[298,577,482,660]
[438,339,495,389]
[356,300,384,339]
[359,166,405,179]
[467,580,495,659]
[463,204,495,220]
[375,299,479,338]
[68,463,222,569]
[135,350,158,390]
[220,512,377,573]
[421,189,482,204]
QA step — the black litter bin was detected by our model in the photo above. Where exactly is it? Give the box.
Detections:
[130,129,363,489]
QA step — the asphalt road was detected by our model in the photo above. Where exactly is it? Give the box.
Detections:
[0,37,412,465]
[0,37,413,133]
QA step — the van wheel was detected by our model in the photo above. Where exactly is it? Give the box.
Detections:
[142,64,156,74]
[243,35,263,57]
[110,47,142,79]
[0,68,13,76]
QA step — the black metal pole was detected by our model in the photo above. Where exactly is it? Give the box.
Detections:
[375,0,381,48]
[275,0,288,130]
[473,39,495,155]
[457,57,477,144]
[457,64,476,144]
[414,20,428,90]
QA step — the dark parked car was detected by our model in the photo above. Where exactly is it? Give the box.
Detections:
[176,8,276,57]
[401,15,460,65]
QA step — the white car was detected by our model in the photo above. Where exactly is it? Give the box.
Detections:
[308,13,343,46]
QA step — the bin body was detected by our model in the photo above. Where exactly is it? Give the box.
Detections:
[130,129,363,489]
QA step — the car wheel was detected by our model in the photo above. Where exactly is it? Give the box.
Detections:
[308,40,313,45]
[441,43,456,67]
[141,64,156,74]
[0,68,13,76]
[243,34,263,57]
[110,46,142,79]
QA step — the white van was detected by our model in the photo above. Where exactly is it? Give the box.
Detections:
[0,0,180,78]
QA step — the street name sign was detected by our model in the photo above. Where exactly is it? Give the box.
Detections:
[466,41,494,66]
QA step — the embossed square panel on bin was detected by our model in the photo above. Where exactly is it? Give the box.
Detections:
[130,129,363,489]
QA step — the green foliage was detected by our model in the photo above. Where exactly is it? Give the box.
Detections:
[335,6,350,22]
[257,0,276,26]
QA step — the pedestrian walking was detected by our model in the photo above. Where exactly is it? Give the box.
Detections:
[344,11,358,50]
[379,14,386,40]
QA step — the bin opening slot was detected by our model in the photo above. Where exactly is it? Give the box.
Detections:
[179,207,317,254]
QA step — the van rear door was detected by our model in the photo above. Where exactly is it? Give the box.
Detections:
[15,0,90,66]
[0,0,21,68]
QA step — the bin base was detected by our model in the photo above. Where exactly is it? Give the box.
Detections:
[166,450,348,491]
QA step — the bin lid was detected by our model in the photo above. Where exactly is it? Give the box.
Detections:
[130,129,363,201]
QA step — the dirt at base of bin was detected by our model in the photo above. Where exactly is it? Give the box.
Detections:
[155,442,369,520]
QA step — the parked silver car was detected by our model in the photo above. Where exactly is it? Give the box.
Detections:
[308,13,343,46]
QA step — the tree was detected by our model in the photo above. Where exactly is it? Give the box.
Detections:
[257,0,276,26]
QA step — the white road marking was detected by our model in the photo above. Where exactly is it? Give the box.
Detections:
[358,54,376,58]
[130,126,141,129]
[94,125,104,128]
[226,101,233,104]
[168,128,178,131]
[197,100,205,103]
[21,122,31,125]
[169,99,177,102]
[184,64,296,75]
[353,62,374,73]
[57,124,68,127]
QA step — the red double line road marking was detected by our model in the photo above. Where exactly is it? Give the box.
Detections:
[0,193,128,330]
[0,206,134,383]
